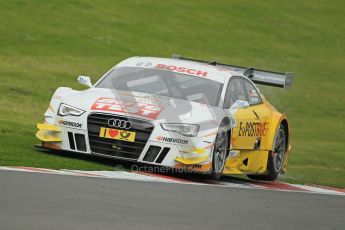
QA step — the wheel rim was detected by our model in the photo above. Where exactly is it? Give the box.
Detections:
[214,127,227,173]
[273,128,286,173]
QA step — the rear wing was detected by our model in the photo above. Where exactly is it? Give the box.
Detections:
[172,54,293,89]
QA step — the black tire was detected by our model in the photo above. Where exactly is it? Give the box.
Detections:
[209,123,229,180]
[247,124,287,181]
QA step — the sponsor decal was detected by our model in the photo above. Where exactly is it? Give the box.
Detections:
[91,97,163,119]
[99,127,136,142]
[154,64,208,77]
[156,136,189,144]
[238,122,269,137]
[59,120,82,128]
[136,62,153,68]
[232,100,249,108]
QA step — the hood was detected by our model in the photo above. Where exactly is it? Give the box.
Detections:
[61,88,225,125]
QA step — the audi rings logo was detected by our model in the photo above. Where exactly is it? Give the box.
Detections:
[108,119,132,130]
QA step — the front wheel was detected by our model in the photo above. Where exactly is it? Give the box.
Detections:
[209,125,229,180]
[247,124,287,181]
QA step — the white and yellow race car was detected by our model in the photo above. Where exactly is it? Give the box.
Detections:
[36,55,293,181]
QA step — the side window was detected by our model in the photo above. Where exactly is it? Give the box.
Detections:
[244,80,262,105]
[224,77,248,108]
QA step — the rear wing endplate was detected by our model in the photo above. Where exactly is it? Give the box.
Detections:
[172,54,293,89]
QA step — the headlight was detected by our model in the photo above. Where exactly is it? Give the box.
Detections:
[160,123,199,137]
[58,103,85,116]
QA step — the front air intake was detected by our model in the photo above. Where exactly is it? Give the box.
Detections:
[75,133,86,152]
[87,113,154,160]
[143,146,161,162]
[68,132,75,150]
[155,147,170,163]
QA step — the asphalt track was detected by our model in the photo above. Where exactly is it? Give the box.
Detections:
[1,170,344,230]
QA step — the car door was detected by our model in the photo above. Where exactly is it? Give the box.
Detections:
[224,77,258,150]
[242,79,273,149]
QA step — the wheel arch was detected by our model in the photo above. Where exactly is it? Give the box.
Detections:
[280,118,290,152]
[220,117,232,151]
[265,112,290,152]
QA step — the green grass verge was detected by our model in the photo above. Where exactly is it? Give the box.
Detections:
[0,0,344,187]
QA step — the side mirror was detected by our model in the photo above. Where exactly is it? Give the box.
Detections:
[77,75,92,88]
[230,100,249,109]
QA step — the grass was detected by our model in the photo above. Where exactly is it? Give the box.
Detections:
[0,0,344,187]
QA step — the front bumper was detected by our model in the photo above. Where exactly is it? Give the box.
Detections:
[36,119,216,173]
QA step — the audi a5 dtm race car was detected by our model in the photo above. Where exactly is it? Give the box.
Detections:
[36,55,293,180]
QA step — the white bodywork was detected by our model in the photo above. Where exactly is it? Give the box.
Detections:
[40,57,254,172]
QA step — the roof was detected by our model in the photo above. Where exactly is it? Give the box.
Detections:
[115,56,236,84]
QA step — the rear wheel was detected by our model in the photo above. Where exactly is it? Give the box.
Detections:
[209,124,229,180]
[248,124,286,181]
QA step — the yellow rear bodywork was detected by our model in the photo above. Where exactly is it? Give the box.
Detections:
[224,100,290,175]
[223,150,269,175]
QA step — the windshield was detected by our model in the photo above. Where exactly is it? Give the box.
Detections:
[96,67,223,107]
